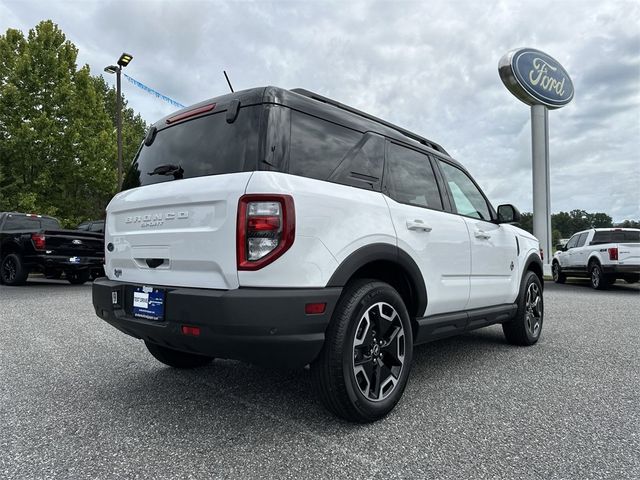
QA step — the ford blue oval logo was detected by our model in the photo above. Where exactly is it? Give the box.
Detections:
[499,48,574,109]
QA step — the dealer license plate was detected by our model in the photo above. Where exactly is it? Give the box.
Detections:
[132,286,165,321]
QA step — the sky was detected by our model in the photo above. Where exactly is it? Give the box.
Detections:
[1,0,639,222]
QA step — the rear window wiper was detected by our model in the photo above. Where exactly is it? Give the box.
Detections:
[147,164,184,179]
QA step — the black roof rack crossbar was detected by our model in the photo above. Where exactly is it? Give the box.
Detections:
[290,88,449,156]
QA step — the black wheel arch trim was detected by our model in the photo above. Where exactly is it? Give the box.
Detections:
[326,243,427,317]
[523,252,544,289]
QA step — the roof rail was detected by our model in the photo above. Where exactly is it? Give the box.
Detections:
[290,88,449,156]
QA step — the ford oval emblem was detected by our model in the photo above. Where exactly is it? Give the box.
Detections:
[72,239,83,245]
[499,48,574,109]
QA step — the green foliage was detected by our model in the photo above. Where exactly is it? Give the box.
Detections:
[518,210,617,240]
[0,20,146,228]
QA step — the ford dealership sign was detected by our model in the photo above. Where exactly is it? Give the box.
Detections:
[499,48,574,109]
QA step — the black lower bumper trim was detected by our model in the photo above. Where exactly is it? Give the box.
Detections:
[92,278,341,368]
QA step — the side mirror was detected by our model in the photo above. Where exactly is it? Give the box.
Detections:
[556,244,567,252]
[497,204,521,224]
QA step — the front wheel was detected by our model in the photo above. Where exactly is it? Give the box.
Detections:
[145,342,214,369]
[503,271,543,346]
[1,254,29,286]
[311,279,413,423]
[552,261,566,284]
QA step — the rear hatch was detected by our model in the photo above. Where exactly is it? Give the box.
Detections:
[106,99,263,290]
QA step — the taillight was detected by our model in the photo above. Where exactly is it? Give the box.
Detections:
[539,248,544,261]
[237,194,295,270]
[31,233,46,250]
[608,247,618,261]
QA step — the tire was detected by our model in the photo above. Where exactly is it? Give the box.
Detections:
[0,254,29,286]
[589,261,607,290]
[311,279,413,423]
[551,261,566,284]
[145,341,214,369]
[503,271,543,346]
[66,269,90,285]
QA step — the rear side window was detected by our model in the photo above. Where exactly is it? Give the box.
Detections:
[122,106,261,190]
[3,215,60,230]
[289,111,362,181]
[385,143,443,209]
[592,230,640,244]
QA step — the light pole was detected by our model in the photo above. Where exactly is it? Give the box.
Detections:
[104,52,133,190]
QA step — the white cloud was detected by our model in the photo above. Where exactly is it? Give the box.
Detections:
[2,0,639,221]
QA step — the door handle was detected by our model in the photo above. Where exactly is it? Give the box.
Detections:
[474,230,491,239]
[406,220,432,232]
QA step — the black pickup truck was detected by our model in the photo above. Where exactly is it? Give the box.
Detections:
[0,212,104,285]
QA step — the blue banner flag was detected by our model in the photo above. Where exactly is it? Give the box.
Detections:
[122,73,185,109]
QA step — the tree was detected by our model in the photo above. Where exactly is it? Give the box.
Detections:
[0,20,146,227]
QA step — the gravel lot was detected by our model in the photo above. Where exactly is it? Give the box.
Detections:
[1,277,638,479]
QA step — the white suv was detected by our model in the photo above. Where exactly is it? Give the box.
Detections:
[93,87,544,422]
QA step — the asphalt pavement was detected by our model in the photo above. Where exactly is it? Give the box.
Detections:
[1,277,638,479]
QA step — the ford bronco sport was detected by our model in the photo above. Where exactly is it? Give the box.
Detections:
[92,87,543,422]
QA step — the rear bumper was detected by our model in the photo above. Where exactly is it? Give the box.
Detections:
[602,264,640,275]
[92,278,341,368]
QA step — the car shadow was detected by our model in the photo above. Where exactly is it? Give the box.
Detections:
[550,278,640,294]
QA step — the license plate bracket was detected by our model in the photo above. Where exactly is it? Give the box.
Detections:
[132,286,165,321]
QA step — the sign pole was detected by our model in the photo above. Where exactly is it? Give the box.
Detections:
[531,104,552,274]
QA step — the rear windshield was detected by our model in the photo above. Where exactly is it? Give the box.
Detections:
[592,230,640,244]
[122,106,261,190]
[2,215,61,230]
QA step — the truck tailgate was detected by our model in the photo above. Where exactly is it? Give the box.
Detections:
[42,229,104,257]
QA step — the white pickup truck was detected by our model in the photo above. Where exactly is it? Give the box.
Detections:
[552,228,640,289]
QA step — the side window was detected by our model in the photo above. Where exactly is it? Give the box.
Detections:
[289,111,363,181]
[327,133,385,191]
[576,232,589,247]
[439,161,491,221]
[385,143,443,209]
[565,235,579,249]
[89,222,104,233]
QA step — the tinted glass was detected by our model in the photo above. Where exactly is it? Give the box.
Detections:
[566,235,579,249]
[386,143,443,209]
[439,161,491,220]
[576,232,589,247]
[289,111,362,181]
[592,230,640,244]
[89,222,105,233]
[3,215,61,230]
[327,133,385,191]
[122,106,261,190]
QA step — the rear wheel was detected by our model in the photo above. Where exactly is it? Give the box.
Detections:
[145,341,214,369]
[311,279,413,423]
[503,271,543,346]
[551,261,566,284]
[589,261,607,290]
[1,254,29,286]
[66,269,90,285]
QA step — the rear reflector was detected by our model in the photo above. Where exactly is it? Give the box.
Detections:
[608,247,618,261]
[181,325,201,336]
[305,303,326,315]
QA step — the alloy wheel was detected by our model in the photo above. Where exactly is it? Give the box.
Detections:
[2,257,16,283]
[525,283,542,338]
[352,302,406,402]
